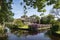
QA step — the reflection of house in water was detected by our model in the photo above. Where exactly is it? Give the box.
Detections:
[20,15,37,24]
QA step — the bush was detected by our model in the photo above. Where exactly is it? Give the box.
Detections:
[51,24,59,32]
[14,20,24,27]
[6,24,18,29]
[0,25,4,34]
[50,21,60,32]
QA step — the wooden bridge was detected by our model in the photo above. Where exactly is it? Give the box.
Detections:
[4,22,52,30]
[28,24,52,30]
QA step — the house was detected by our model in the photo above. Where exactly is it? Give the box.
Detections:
[20,16,38,24]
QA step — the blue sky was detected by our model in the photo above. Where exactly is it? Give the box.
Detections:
[11,0,53,19]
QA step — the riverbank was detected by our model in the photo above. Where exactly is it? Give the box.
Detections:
[52,31,60,37]
[0,34,7,37]
[56,31,60,34]
[46,30,60,38]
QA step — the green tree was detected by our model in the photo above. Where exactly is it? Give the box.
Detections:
[0,0,14,24]
[40,14,55,24]
[30,15,40,23]
[40,16,47,24]
[50,9,60,18]
[14,19,24,27]
[21,0,60,12]
[57,18,60,22]
[50,21,60,32]
[40,13,44,16]
[47,14,55,23]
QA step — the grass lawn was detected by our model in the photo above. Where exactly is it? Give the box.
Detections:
[19,25,28,29]
[56,31,60,34]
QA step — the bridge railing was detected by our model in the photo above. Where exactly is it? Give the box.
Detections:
[37,24,52,28]
[28,24,52,28]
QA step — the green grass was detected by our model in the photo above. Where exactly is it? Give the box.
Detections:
[19,25,28,29]
[56,31,60,34]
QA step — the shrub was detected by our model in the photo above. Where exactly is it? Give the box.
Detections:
[0,25,4,34]
[14,20,24,27]
[6,24,18,29]
[50,21,60,32]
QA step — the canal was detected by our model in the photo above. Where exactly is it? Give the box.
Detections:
[0,29,60,40]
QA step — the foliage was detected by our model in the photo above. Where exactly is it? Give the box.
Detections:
[30,15,40,19]
[6,19,28,29]
[40,13,44,16]
[21,0,60,12]
[40,16,47,24]
[6,24,18,29]
[22,0,47,12]
[30,15,40,23]
[47,14,55,23]
[50,19,56,24]
[0,0,14,24]
[14,19,24,27]
[57,18,60,22]
[50,21,60,33]
[50,9,60,18]
[40,14,55,24]
[21,14,28,18]
[0,25,4,34]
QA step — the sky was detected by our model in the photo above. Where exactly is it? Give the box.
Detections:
[11,0,53,19]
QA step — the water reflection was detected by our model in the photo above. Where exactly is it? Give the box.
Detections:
[8,30,50,40]
[0,34,8,40]
[0,29,60,40]
[47,34,60,40]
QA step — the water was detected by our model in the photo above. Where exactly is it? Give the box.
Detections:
[0,28,60,40]
[5,27,11,33]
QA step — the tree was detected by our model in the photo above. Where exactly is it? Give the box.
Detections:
[50,9,60,18]
[40,16,47,24]
[40,13,44,16]
[21,0,60,12]
[0,0,14,24]
[14,19,24,27]
[21,14,28,18]
[47,14,55,23]
[57,18,60,22]
[30,15,40,23]
[40,14,55,24]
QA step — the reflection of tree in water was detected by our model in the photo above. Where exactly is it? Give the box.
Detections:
[11,30,39,37]
[11,30,29,37]
[0,29,8,40]
[49,35,60,40]
[46,33,60,40]
[0,34,8,40]
[28,30,39,35]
